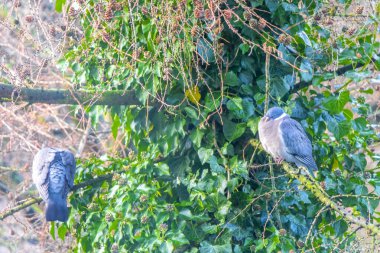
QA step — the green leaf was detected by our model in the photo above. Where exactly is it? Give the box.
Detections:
[355,185,368,195]
[265,0,279,12]
[227,97,243,111]
[333,220,348,237]
[239,43,250,54]
[247,117,260,134]
[179,209,210,222]
[58,224,68,240]
[111,114,121,139]
[200,241,232,253]
[223,119,246,142]
[169,232,190,247]
[190,128,205,148]
[55,0,66,12]
[322,90,350,114]
[201,223,218,234]
[351,154,367,171]
[326,118,351,139]
[205,193,228,212]
[300,59,313,82]
[197,38,215,64]
[160,241,174,253]
[297,31,312,47]
[198,148,214,165]
[50,222,56,240]
[209,156,225,174]
[224,72,240,87]
[184,107,199,119]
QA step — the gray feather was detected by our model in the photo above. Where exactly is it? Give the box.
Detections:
[59,151,76,189]
[279,117,318,172]
[32,147,76,222]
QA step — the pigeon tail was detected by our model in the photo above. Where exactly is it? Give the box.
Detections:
[45,198,68,222]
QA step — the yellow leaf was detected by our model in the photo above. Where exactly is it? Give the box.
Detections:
[332,157,340,170]
[185,86,201,104]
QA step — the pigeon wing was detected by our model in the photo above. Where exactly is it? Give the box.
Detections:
[59,150,76,189]
[32,148,56,201]
[279,118,318,170]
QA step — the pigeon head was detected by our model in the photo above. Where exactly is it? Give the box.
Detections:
[263,107,286,121]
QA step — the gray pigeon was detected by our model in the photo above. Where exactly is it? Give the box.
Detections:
[258,107,318,176]
[32,148,76,222]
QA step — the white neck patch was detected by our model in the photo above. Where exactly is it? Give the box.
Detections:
[274,113,287,121]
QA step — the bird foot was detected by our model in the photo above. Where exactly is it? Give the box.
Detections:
[275,158,283,164]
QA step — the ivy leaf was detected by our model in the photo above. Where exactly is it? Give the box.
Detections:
[224,72,240,87]
[351,154,367,171]
[201,223,218,234]
[300,59,313,82]
[179,209,210,222]
[333,220,348,237]
[223,119,246,142]
[111,114,121,139]
[50,222,56,240]
[209,156,225,174]
[198,148,214,164]
[197,38,215,64]
[323,90,350,114]
[239,43,250,54]
[169,232,190,247]
[184,107,199,119]
[299,191,311,204]
[55,0,66,12]
[297,31,312,47]
[265,0,279,12]
[160,241,174,253]
[190,128,205,148]
[199,241,232,253]
[257,76,290,98]
[58,224,68,240]
[247,117,260,134]
[185,86,201,105]
[326,117,351,139]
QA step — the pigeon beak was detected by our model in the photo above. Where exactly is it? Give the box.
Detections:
[262,116,269,122]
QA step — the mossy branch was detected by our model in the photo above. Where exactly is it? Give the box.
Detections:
[0,58,372,106]
[0,83,140,105]
[282,163,380,237]
[0,173,114,221]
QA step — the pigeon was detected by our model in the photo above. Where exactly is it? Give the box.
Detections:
[258,107,318,176]
[32,148,76,222]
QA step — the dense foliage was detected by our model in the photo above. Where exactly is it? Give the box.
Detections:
[55,0,380,252]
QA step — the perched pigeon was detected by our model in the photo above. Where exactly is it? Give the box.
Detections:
[32,148,76,222]
[258,107,318,176]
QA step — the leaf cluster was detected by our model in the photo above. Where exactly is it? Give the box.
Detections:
[56,0,380,252]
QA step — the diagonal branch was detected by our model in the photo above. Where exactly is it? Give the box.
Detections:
[292,60,368,93]
[0,173,114,221]
[282,163,380,237]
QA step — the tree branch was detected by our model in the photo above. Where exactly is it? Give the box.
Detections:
[282,163,380,237]
[292,61,367,93]
[0,173,114,221]
[0,83,140,105]
[0,60,371,106]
